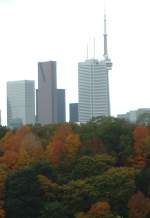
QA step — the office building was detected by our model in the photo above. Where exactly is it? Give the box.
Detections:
[57,89,66,123]
[118,108,150,124]
[37,61,57,125]
[78,13,112,123]
[69,103,79,122]
[7,80,35,128]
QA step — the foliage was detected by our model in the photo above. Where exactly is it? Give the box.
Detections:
[87,167,136,217]
[0,126,32,169]
[40,201,68,218]
[62,179,96,216]
[128,192,150,218]
[32,123,58,148]
[0,126,9,141]
[128,127,149,168]
[46,124,80,166]
[76,201,114,218]
[0,117,149,217]
[4,161,57,218]
[72,154,116,179]
[136,167,150,196]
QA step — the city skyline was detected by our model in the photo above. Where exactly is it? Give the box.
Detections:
[0,0,150,125]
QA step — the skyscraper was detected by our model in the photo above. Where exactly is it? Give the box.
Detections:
[69,103,79,122]
[78,12,112,123]
[7,80,35,128]
[57,89,66,123]
[37,61,57,125]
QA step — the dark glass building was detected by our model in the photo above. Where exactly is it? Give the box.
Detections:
[57,89,66,123]
[69,103,79,122]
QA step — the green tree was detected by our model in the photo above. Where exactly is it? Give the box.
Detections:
[136,167,150,196]
[72,154,116,179]
[79,116,134,165]
[5,161,57,218]
[94,117,133,162]
[62,180,96,217]
[0,126,9,140]
[87,167,136,217]
[40,201,68,218]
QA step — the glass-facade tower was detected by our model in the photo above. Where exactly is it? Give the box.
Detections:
[7,80,35,128]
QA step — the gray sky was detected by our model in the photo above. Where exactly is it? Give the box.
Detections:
[0,0,150,125]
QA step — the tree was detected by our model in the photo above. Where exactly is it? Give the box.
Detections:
[72,154,116,180]
[0,208,5,218]
[40,201,68,218]
[128,192,150,218]
[87,201,114,218]
[76,212,87,218]
[5,161,57,218]
[136,167,150,196]
[77,122,106,156]
[62,179,96,216]
[46,124,80,166]
[128,127,149,168]
[87,167,136,217]
[76,201,114,218]
[0,126,31,169]
[83,117,134,165]
[0,126,9,140]
[32,123,58,149]
[16,132,44,169]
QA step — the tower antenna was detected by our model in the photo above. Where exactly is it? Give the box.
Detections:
[86,43,89,59]
[103,2,108,59]
[93,37,95,59]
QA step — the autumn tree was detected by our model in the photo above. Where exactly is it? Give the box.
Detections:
[16,132,44,169]
[128,127,149,168]
[0,164,9,218]
[88,201,114,218]
[32,123,58,148]
[128,192,150,218]
[76,201,114,218]
[0,126,31,169]
[46,124,80,166]
[0,208,5,218]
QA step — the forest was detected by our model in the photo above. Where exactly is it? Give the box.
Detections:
[0,116,150,218]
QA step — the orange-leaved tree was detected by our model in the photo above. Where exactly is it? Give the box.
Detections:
[0,126,31,169]
[16,132,44,169]
[128,191,150,218]
[46,124,80,166]
[76,201,114,218]
[128,127,149,168]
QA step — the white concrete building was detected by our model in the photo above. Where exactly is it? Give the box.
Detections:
[78,13,112,123]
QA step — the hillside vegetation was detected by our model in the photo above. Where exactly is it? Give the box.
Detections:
[0,117,150,218]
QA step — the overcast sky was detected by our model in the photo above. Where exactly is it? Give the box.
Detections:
[0,0,150,125]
